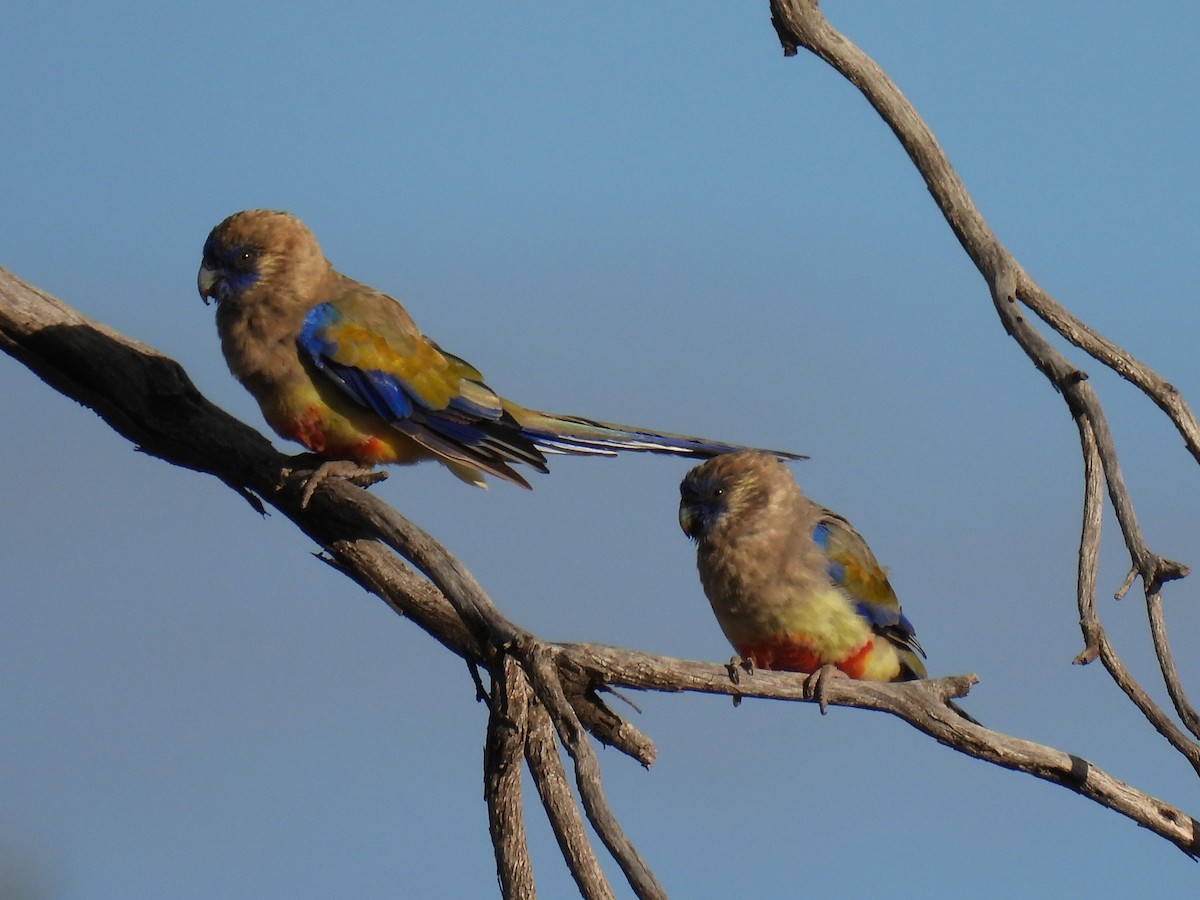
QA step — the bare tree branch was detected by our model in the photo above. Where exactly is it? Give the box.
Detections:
[1149,591,1200,741]
[767,0,1197,780]
[524,697,616,900]
[485,654,535,900]
[1073,417,1105,668]
[1016,273,1200,464]
[4,2,1200,890]
[519,641,666,900]
[568,644,1200,857]
[3,235,1200,880]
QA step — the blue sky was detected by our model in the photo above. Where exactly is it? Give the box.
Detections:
[3,2,1199,897]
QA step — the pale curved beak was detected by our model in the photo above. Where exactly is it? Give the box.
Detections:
[679,500,698,539]
[197,264,218,305]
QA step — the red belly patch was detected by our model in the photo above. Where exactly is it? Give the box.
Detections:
[285,407,329,453]
[282,407,390,464]
[736,635,873,678]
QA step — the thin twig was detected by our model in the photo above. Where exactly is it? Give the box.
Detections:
[1016,274,1200,464]
[1073,419,1104,666]
[1147,594,1200,740]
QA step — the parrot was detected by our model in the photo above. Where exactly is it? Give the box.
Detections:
[678,450,928,684]
[197,210,804,500]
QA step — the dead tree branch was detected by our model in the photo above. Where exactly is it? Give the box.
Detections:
[3,261,1200,884]
[768,0,1199,780]
[485,654,535,899]
[2,4,1198,893]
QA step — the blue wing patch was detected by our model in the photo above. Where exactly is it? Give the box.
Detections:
[296,302,548,481]
[299,303,417,422]
[812,516,925,660]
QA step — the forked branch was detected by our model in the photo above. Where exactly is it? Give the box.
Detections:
[3,264,1200,881]
[769,0,1198,776]
[2,6,1199,894]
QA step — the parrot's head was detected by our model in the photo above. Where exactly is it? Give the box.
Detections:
[679,450,781,542]
[197,209,328,307]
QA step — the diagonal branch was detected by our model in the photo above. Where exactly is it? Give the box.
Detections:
[4,264,1200,863]
[566,644,1200,858]
[1016,274,1200,465]
[1073,415,1106,669]
[1147,590,1200,740]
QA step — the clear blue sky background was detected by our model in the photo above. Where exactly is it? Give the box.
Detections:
[3,3,1199,897]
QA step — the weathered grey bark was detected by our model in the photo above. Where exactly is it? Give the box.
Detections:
[2,258,1197,888]
[768,0,1198,770]
[2,2,1199,893]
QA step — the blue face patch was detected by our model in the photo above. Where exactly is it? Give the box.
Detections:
[204,237,262,301]
[680,475,728,536]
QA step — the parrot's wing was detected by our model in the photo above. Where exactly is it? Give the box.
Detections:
[299,296,548,483]
[812,509,926,662]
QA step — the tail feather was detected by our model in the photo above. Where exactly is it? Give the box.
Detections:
[513,408,806,462]
[948,699,982,726]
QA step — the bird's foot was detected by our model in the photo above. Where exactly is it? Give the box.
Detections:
[725,655,755,686]
[281,457,387,508]
[725,656,754,707]
[803,664,847,715]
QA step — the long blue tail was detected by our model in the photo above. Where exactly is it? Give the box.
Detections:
[513,408,806,462]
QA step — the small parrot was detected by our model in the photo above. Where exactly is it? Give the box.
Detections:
[197,210,803,498]
[678,450,927,683]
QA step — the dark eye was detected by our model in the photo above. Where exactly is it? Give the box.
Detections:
[233,248,258,271]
